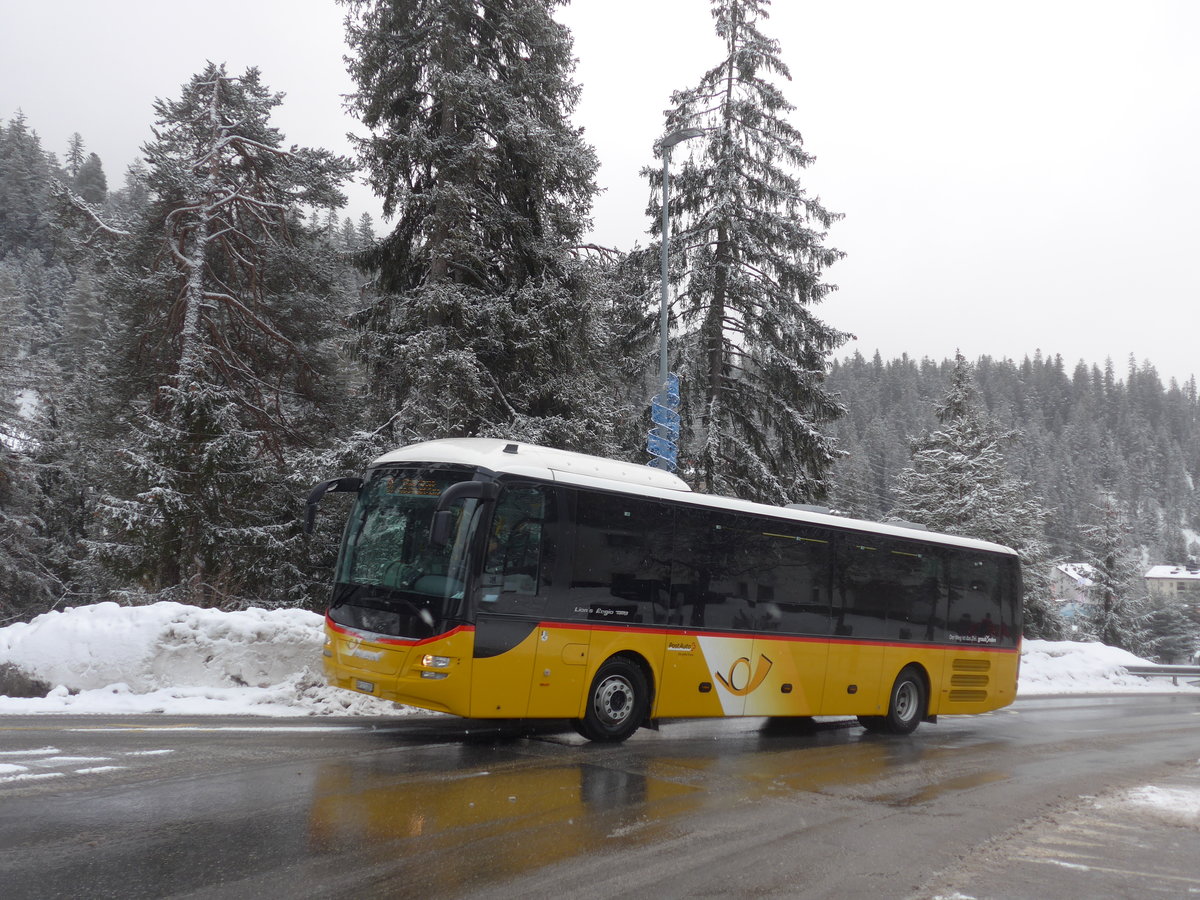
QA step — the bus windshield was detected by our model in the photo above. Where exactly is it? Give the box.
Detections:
[328,467,479,639]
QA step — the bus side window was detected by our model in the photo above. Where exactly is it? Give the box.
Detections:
[1001,558,1021,645]
[480,485,552,614]
[670,508,745,631]
[882,543,943,641]
[835,540,889,638]
[947,554,1010,645]
[568,491,671,625]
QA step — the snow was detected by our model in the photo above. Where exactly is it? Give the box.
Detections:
[1145,564,1200,581]
[0,603,1196,718]
[1016,639,1197,695]
[0,602,407,717]
[1113,785,1200,828]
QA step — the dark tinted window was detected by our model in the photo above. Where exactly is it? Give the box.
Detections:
[947,553,1018,647]
[568,491,671,625]
[835,537,944,640]
[477,484,554,617]
[671,509,832,634]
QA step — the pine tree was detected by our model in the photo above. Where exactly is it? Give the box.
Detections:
[337,216,358,251]
[65,133,86,179]
[341,0,633,454]
[73,152,107,204]
[648,0,848,503]
[1081,496,1149,652]
[0,263,59,621]
[24,268,113,607]
[86,64,355,609]
[106,161,152,220]
[1142,589,1198,663]
[891,353,1062,638]
[0,112,55,258]
[356,211,375,245]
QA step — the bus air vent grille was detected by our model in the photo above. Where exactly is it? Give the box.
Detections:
[948,689,989,702]
[950,674,989,687]
[952,658,991,672]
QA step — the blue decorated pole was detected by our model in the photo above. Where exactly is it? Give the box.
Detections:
[648,127,703,473]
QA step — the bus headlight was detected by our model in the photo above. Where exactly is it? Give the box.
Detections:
[421,654,451,668]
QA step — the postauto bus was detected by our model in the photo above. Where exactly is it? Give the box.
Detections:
[305,439,1022,742]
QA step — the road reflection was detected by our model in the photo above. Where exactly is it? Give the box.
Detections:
[301,718,1013,894]
[306,746,701,894]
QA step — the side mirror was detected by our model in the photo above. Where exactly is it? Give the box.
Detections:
[304,476,363,535]
[429,509,456,548]
[428,480,500,547]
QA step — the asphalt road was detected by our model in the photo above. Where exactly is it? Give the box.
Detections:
[1,695,1198,899]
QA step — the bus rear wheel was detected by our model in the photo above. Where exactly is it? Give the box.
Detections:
[858,666,927,735]
[573,657,649,743]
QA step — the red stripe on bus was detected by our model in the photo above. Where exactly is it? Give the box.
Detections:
[533,620,1020,653]
[325,617,475,647]
[326,615,1018,655]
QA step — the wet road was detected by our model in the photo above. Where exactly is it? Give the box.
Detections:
[1,695,1199,899]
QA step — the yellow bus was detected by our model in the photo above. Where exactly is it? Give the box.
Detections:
[306,438,1022,742]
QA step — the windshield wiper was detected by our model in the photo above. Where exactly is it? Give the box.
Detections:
[334,584,435,627]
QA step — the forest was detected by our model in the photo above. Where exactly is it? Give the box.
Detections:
[1,0,1196,661]
[827,351,1200,566]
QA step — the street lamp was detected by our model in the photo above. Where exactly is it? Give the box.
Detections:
[647,126,704,473]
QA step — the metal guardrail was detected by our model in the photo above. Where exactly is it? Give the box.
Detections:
[1121,665,1200,686]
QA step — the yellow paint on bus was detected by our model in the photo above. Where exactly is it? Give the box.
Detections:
[324,618,1019,723]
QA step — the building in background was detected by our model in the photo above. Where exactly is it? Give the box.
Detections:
[1144,565,1200,603]
[1051,563,1095,627]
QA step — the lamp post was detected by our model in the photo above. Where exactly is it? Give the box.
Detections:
[648,126,703,472]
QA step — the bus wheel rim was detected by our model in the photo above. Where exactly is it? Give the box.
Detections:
[595,675,633,725]
[895,681,917,721]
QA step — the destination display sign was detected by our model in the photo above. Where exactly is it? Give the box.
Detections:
[384,477,443,497]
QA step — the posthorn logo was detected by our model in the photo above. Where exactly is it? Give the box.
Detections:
[714,654,774,696]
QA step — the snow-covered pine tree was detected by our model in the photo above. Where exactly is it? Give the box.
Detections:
[647,0,848,503]
[0,113,56,258]
[65,133,86,180]
[73,152,107,205]
[891,352,1062,638]
[341,0,634,455]
[87,64,356,609]
[1142,588,1198,664]
[106,161,152,221]
[23,267,116,608]
[356,212,375,246]
[0,263,59,621]
[1081,496,1149,652]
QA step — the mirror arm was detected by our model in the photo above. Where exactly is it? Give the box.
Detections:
[429,480,500,546]
[304,476,364,535]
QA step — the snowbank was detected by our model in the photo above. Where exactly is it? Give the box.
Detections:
[1017,633,1195,696]
[0,603,1195,716]
[1017,638,1197,695]
[0,602,407,717]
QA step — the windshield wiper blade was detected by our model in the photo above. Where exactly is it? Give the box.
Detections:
[334,585,435,627]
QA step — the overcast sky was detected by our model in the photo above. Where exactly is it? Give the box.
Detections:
[2,0,1197,384]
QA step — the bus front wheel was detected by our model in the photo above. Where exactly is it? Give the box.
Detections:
[574,657,649,743]
[858,666,927,735]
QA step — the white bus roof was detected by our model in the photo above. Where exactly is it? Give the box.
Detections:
[375,438,693,492]
[371,438,1018,558]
